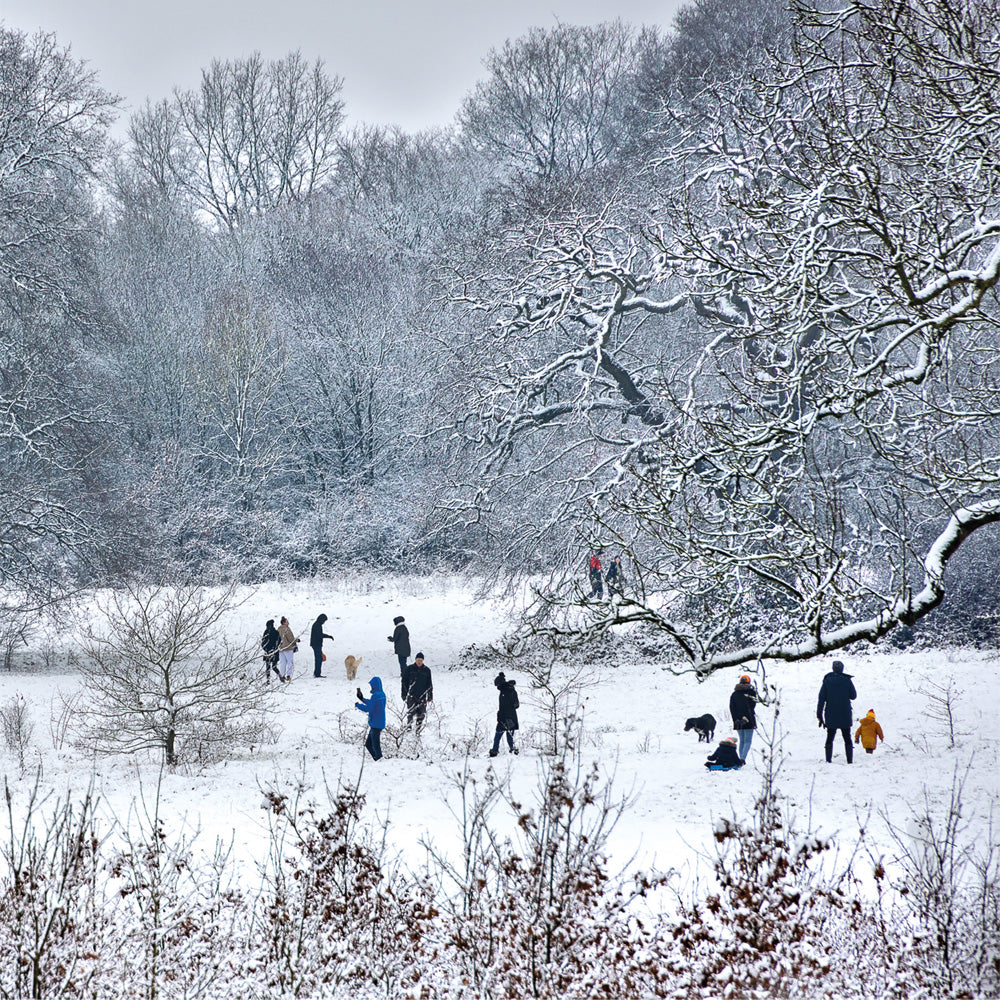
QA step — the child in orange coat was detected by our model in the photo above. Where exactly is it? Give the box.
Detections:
[854,709,885,754]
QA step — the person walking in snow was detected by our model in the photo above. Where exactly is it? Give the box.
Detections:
[277,617,299,682]
[355,677,387,761]
[261,618,281,682]
[729,674,759,761]
[401,652,433,736]
[388,615,410,675]
[817,659,857,763]
[854,708,885,755]
[588,551,604,598]
[605,555,625,595]
[309,613,334,678]
[489,671,520,757]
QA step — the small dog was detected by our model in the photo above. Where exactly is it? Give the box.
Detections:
[685,713,716,743]
[344,655,362,680]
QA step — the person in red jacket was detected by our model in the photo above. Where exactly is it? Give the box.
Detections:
[588,551,604,598]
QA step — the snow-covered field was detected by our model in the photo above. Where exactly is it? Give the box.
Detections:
[2,574,997,887]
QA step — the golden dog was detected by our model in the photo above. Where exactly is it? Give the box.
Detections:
[344,654,362,680]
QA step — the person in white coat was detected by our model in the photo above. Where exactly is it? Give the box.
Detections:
[277,617,298,682]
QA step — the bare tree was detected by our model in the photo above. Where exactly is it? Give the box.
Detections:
[190,283,287,503]
[445,0,1000,673]
[129,51,344,229]
[75,584,276,765]
[0,26,119,610]
[458,21,646,182]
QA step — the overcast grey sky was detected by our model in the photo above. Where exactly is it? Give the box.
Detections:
[1,0,684,133]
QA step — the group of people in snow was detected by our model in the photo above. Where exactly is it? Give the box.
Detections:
[705,659,886,770]
[261,613,335,682]
[262,612,518,764]
[264,607,884,771]
[587,550,625,599]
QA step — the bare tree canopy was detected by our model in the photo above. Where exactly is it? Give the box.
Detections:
[445,0,1000,672]
[129,50,344,228]
[458,21,648,181]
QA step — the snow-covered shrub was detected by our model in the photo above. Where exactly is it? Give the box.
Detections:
[666,752,848,998]
[0,780,112,999]
[882,771,1000,999]
[429,744,671,999]
[0,694,33,773]
[255,779,434,998]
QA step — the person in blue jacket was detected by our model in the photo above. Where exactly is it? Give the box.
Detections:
[355,677,387,761]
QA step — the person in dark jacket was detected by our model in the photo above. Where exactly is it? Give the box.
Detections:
[817,659,857,763]
[729,675,759,761]
[489,672,520,757]
[309,614,334,678]
[605,555,624,595]
[705,736,744,770]
[355,677,387,761]
[261,619,281,682]
[401,653,433,735]
[387,615,411,674]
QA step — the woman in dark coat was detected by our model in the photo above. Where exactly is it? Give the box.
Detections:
[817,660,857,763]
[261,619,281,682]
[489,672,520,757]
[729,675,759,761]
[388,616,411,674]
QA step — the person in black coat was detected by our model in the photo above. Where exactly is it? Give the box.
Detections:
[817,659,857,763]
[705,736,744,770]
[489,672,520,757]
[309,614,334,678]
[261,619,281,682]
[729,675,759,761]
[388,615,411,675]
[401,652,433,735]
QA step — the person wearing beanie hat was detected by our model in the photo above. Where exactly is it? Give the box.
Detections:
[854,709,885,754]
[729,674,759,761]
[489,672,520,757]
[401,653,433,736]
[706,735,744,770]
[817,658,858,762]
[387,615,411,675]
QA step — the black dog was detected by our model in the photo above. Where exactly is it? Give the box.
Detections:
[684,714,716,743]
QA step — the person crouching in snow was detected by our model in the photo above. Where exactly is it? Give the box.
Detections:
[705,736,745,770]
[854,709,885,755]
[489,672,519,757]
[355,677,386,761]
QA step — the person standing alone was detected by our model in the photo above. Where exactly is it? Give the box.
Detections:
[388,615,410,675]
[489,672,520,757]
[729,674,759,762]
[817,659,857,763]
[310,613,334,678]
[355,677,387,761]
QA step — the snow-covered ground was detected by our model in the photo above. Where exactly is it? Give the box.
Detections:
[2,574,997,888]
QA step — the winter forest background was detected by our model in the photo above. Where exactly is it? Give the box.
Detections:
[2,0,1000,996]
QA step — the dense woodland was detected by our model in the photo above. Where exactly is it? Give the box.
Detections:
[2,0,999,671]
